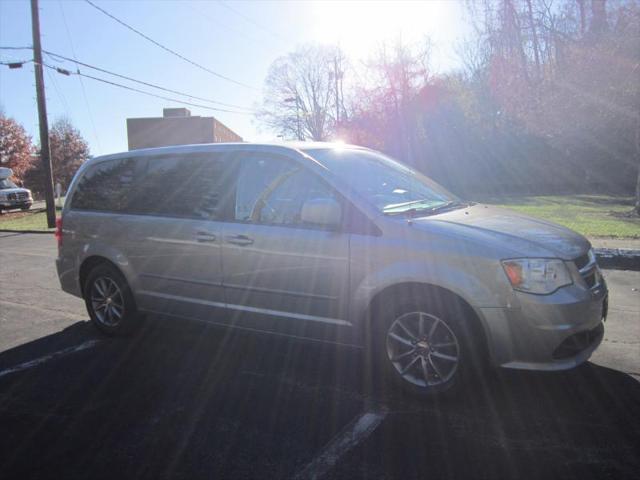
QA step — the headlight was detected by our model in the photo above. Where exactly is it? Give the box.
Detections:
[501,258,572,294]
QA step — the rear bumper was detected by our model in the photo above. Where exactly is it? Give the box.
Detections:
[479,280,608,371]
[56,256,82,298]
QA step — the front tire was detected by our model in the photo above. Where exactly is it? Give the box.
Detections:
[370,292,480,397]
[83,263,139,336]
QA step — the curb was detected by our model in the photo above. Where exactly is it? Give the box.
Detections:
[594,248,640,271]
[0,229,54,234]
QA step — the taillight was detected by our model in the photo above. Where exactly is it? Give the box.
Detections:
[55,216,63,250]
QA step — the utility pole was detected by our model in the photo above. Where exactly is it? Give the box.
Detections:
[30,0,56,228]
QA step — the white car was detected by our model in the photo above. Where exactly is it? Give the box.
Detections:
[0,167,33,213]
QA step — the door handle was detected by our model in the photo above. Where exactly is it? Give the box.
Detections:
[195,231,217,243]
[226,234,254,246]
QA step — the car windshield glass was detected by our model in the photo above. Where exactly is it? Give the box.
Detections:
[305,148,458,214]
[0,178,17,190]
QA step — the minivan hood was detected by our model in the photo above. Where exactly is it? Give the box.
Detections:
[410,204,590,259]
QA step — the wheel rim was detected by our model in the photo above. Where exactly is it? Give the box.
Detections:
[90,276,125,327]
[386,311,460,388]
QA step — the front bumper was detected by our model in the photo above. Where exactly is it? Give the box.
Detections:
[479,278,608,371]
[0,200,32,209]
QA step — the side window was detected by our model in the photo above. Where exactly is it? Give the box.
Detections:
[71,158,139,212]
[129,153,231,220]
[235,156,337,228]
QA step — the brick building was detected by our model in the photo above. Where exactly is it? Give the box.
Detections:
[126,108,242,150]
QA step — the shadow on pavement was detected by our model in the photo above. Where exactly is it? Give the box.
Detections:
[0,317,638,479]
[333,363,640,480]
[0,321,97,370]
[0,317,365,480]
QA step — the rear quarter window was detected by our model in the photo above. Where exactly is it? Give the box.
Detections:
[71,158,140,212]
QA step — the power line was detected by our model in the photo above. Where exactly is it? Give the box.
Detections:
[83,0,259,91]
[45,65,74,119]
[58,0,103,152]
[215,0,288,45]
[187,2,269,50]
[43,50,254,112]
[58,0,102,151]
[43,62,253,115]
[1,46,255,112]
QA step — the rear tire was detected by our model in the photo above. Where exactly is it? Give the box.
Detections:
[369,291,482,398]
[83,263,140,336]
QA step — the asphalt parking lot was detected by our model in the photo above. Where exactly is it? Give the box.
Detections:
[1,232,639,479]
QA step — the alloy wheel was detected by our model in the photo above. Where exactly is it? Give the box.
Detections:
[386,311,460,388]
[90,276,125,327]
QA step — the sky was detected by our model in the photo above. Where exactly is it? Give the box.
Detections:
[0,0,470,156]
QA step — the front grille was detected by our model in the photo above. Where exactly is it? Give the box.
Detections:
[552,323,604,359]
[7,192,28,201]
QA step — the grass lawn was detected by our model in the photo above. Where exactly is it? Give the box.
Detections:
[0,208,58,232]
[479,195,640,238]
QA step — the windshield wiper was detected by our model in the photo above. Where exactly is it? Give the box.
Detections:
[384,200,470,217]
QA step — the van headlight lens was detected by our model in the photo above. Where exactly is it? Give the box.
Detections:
[501,258,572,294]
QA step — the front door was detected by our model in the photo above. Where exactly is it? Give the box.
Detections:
[220,153,351,341]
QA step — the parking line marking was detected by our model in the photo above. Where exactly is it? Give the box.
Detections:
[0,340,100,379]
[292,409,387,480]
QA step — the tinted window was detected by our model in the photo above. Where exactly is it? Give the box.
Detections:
[71,158,139,212]
[235,156,337,228]
[129,153,232,220]
[72,153,232,219]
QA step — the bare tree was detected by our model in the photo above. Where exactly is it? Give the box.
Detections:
[364,37,432,163]
[257,44,346,141]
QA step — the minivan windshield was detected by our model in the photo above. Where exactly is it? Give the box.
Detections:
[305,148,460,215]
[0,178,17,190]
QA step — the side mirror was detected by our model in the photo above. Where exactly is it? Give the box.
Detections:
[301,197,342,228]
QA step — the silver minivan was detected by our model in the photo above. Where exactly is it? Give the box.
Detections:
[56,143,608,395]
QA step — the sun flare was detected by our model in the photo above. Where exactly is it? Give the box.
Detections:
[310,0,462,64]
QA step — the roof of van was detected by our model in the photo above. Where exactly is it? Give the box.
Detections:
[89,142,368,164]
